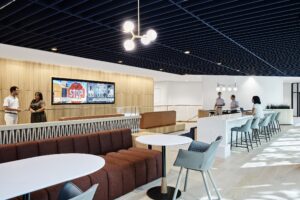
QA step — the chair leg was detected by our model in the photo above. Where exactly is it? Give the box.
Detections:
[277,120,281,132]
[263,127,268,142]
[173,167,183,200]
[230,131,233,150]
[252,130,258,147]
[247,132,253,149]
[201,172,212,200]
[236,131,238,147]
[184,169,189,192]
[207,170,222,200]
[244,132,249,152]
[256,129,261,145]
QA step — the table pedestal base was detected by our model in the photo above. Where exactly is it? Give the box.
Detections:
[147,186,181,200]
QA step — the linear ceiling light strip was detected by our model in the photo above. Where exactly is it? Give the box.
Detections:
[0,0,16,10]
[169,0,286,76]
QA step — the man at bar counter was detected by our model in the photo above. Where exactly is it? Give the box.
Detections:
[215,92,225,115]
[230,94,239,113]
[3,86,21,125]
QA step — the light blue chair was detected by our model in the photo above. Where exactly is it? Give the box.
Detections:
[230,118,254,152]
[251,117,261,146]
[172,136,222,200]
[269,112,279,135]
[275,112,281,132]
[58,182,98,200]
[259,115,272,142]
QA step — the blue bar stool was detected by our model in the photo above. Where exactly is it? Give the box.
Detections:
[251,117,261,146]
[230,118,254,152]
[259,115,272,142]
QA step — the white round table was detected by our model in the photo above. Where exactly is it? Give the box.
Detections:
[0,153,105,200]
[136,135,192,200]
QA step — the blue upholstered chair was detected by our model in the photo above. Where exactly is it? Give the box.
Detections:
[58,182,98,200]
[172,136,222,200]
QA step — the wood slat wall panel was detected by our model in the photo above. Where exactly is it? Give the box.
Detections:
[0,58,154,125]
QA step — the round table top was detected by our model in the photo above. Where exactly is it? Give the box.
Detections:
[136,135,193,146]
[0,153,105,200]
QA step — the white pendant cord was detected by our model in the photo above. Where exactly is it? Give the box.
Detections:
[137,0,140,36]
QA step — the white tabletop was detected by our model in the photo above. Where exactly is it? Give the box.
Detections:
[0,153,105,200]
[136,135,193,146]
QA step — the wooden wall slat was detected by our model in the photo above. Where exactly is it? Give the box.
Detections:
[0,58,154,125]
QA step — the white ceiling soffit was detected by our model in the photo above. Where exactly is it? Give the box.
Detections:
[0,43,191,82]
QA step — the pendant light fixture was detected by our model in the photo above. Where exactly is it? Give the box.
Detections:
[123,0,157,51]
[216,82,238,92]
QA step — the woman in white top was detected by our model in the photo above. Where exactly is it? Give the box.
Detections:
[252,96,264,119]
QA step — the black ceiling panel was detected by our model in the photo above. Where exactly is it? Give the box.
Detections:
[0,0,299,76]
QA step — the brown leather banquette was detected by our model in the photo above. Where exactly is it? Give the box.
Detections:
[0,129,162,200]
[140,111,176,129]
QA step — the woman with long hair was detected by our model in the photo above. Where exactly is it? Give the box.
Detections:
[252,96,264,119]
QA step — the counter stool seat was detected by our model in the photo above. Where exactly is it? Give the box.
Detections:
[230,118,253,152]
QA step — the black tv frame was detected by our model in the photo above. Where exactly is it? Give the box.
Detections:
[51,77,115,105]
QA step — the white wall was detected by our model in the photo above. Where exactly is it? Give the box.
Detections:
[283,83,291,106]
[155,76,285,111]
[202,76,284,110]
[154,81,203,105]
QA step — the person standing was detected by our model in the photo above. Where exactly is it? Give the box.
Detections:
[230,95,239,113]
[215,92,225,115]
[29,92,47,123]
[252,96,264,119]
[3,86,21,125]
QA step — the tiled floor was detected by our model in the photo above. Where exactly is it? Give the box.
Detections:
[118,125,300,200]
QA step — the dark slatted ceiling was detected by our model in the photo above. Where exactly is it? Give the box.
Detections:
[0,0,299,76]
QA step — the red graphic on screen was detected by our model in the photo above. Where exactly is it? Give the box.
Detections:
[67,82,86,103]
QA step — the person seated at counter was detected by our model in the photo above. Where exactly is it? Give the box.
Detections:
[251,96,264,119]
[215,92,225,115]
[230,95,239,113]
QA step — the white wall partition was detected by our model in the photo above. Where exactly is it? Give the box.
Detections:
[154,81,203,105]
[201,76,284,110]
[283,82,291,106]
[155,76,285,114]
[0,116,140,145]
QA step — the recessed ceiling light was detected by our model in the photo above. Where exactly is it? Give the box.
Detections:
[159,68,163,71]
[118,60,123,64]
[184,50,190,54]
[51,47,58,52]
[236,69,240,72]
[217,62,222,65]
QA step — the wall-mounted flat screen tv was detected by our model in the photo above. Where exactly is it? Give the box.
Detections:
[52,77,115,105]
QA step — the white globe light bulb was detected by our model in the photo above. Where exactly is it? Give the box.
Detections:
[123,21,134,33]
[227,87,232,92]
[141,35,151,45]
[222,86,226,91]
[146,29,157,41]
[123,39,135,51]
[216,87,220,92]
[233,87,238,91]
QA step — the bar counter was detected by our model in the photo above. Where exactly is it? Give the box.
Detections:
[197,113,253,158]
